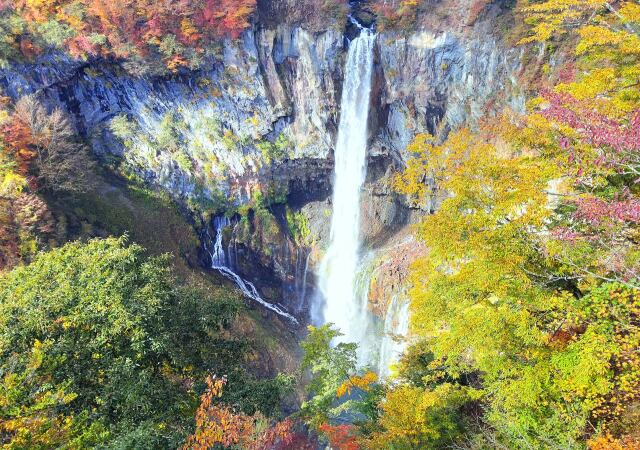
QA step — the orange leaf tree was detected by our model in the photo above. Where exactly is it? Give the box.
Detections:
[183,375,297,450]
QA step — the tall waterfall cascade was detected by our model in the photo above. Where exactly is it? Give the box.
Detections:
[208,216,298,324]
[317,27,379,362]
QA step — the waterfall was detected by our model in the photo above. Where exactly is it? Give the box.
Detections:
[317,28,376,358]
[208,216,298,324]
[378,296,410,378]
[295,249,311,313]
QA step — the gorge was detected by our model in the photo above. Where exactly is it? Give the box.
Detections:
[0,0,526,376]
[2,0,636,447]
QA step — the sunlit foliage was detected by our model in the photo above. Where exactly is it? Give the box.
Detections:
[0,237,291,448]
[299,325,381,449]
[365,0,640,448]
[0,0,257,70]
[183,375,298,450]
[364,383,477,449]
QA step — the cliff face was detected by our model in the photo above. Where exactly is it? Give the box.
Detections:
[0,26,343,200]
[0,4,525,322]
[373,28,524,161]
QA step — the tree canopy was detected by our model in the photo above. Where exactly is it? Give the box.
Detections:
[0,0,257,70]
[0,237,289,448]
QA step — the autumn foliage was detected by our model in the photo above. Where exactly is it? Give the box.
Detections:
[1,100,45,269]
[589,435,640,450]
[372,0,421,31]
[371,0,640,448]
[183,375,302,450]
[1,0,257,69]
[318,424,360,450]
[1,115,36,176]
[336,371,378,399]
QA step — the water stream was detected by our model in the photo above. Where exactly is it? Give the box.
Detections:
[316,27,378,360]
[208,216,298,324]
[378,295,410,378]
[295,249,312,314]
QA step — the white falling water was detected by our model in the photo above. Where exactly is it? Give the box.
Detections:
[209,216,298,324]
[378,296,410,378]
[295,249,311,313]
[318,28,376,359]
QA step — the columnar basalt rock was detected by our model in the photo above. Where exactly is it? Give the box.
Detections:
[372,29,524,163]
[0,25,344,199]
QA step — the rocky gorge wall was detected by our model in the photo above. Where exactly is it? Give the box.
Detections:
[0,2,526,326]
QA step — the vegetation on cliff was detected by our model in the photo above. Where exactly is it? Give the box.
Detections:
[0,94,93,269]
[0,0,352,71]
[372,0,496,32]
[0,0,256,71]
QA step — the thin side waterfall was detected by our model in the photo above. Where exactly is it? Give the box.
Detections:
[317,28,376,359]
[208,216,298,324]
[378,296,410,378]
[295,249,311,313]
